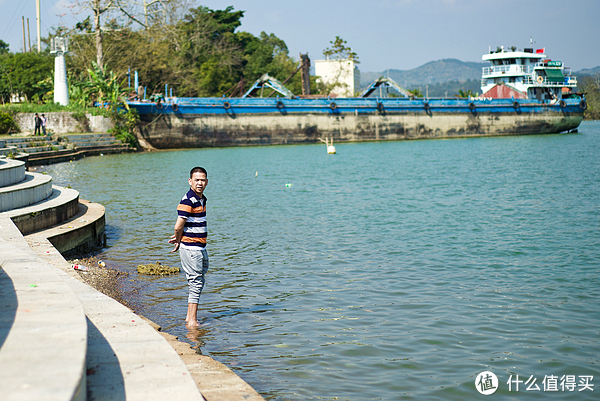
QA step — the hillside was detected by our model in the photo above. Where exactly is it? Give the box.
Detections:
[577,66,600,76]
[360,59,487,89]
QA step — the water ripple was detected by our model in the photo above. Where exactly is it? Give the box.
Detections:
[43,122,600,400]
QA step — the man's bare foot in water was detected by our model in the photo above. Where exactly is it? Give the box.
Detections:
[185,303,199,329]
[186,319,199,329]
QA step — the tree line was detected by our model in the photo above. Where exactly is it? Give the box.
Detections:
[0,3,316,105]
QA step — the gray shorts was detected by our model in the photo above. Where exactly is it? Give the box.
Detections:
[179,246,209,304]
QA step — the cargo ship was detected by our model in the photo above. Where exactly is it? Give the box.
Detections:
[128,46,586,149]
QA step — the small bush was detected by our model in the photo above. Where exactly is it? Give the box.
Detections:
[72,111,90,132]
[109,108,139,148]
[0,110,18,134]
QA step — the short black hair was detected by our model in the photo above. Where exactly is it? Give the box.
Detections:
[190,166,207,178]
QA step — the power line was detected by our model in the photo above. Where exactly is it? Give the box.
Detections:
[2,0,30,48]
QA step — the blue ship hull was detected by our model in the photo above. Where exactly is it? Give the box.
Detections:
[128,97,585,149]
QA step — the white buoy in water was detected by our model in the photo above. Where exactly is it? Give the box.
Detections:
[319,137,336,155]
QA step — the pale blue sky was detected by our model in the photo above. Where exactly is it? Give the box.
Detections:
[2,0,599,72]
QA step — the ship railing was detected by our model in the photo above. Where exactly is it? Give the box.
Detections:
[523,76,578,87]
[482,65,533,75]
[533,62,576,77]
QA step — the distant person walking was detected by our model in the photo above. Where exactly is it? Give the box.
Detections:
[34,113,42,135]
[168,167,209,329]
[41,114,47,135]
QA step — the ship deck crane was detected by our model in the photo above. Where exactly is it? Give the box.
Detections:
[359,77,414,99]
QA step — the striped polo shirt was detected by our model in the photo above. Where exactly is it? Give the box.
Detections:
[177,189,207,248]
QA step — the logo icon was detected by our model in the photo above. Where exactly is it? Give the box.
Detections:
[476,371,498,395]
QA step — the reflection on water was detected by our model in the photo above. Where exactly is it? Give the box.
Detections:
[43,122,600,400]
[186,326,210,353]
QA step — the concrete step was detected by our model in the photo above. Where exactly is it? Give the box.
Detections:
[0,147,19,157]
[74,143,122,150]
[2,136,53,146]
[15,198,105,258]
[1,186,79,235]
[64,136,114,141]
[0,159,26,188]
[67,140,120,147]
[0,172,53,212]
[0,218,87,401]
[61,134,114,140]
[26,144,132,168]
[21,145,67,153]
[12,141,59,149]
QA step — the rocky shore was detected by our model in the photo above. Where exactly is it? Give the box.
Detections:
[67,254,130,306]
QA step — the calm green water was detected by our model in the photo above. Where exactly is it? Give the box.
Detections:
[45,122,600,400]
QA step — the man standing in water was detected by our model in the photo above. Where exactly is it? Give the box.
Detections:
[169,167,209,329]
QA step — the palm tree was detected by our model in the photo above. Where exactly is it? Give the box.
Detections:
[84,62,130,110]
[408,88,423,98]
[456,89,475,98]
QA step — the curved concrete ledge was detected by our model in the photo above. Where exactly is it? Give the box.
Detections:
[45,200,106,257]
[0,217,87,401]
[2,186,80,235]
[0,172,53,212]
[26,146,132,167]
[0,159,26,188]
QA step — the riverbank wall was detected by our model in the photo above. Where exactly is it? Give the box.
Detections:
[14,112,114,134]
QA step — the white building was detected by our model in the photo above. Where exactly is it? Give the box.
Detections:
[314,59,360,97]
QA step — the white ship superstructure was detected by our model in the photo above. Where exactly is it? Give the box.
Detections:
[481,46,578,101]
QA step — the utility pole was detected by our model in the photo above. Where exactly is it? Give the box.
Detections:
[27,18,32,52]
[36,0,41,52]
[94,0,104,70]
[22,17,27,52]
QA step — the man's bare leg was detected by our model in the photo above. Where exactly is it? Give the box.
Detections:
[186,303,199,328]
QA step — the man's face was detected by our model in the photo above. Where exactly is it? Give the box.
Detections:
[189,172,208,196]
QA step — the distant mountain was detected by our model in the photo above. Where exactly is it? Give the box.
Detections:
[576,66,600,76]
[360,59,488,90]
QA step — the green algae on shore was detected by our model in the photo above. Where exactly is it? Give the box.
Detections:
[137,261,179,275]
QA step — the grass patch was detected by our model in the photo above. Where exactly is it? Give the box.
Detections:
[0,103,111,117]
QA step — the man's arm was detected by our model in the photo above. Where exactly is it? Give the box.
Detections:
[168,217,186,252]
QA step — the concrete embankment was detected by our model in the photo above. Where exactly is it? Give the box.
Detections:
[13,112,114,134]
[0,155,265,401]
